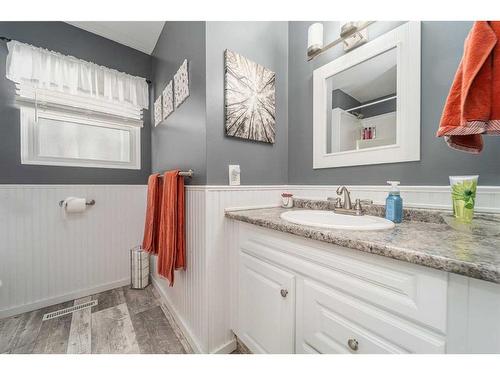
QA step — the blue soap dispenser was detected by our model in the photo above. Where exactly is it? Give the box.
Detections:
[385,181,403,223]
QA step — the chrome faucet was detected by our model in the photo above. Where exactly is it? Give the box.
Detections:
[336,186,353,210]
[327,186,368,216]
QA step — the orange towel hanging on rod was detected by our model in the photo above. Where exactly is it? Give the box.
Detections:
[157,170,186,286]
[142,170,186,287]
[437,21,500,153]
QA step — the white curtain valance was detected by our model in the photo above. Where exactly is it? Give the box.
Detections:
[6,40,149,110]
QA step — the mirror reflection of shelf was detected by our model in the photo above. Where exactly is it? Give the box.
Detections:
[345,95,397,114]
[356,137,394,150]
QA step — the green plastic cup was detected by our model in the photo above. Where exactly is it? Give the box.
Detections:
[449,175,478,223]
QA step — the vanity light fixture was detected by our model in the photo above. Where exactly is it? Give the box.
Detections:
[307,23,324,57]
[307,21,374,61]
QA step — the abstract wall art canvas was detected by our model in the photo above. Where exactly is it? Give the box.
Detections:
[154,95,162,127]
[224,49,276,144]
[174,59,189,108]
[162,80,174,120]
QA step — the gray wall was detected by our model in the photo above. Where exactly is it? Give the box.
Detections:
[151,22,207,185]
[332,89,360,111]
[0,22,152,184]
[288,21,500,185]
[357,94,397,118]
[205,22,289,185]
[4,22,496,186]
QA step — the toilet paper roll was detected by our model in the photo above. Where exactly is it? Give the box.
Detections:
[64,197,87,213]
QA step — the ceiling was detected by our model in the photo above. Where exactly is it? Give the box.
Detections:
[327,47,397,103]
[67,21,165,55]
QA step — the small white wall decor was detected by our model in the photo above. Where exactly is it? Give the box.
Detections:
[174,59,189,108]
[154,95,162,127]
[162,80,174,120]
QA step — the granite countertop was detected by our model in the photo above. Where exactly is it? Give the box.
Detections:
[225,204,500,284]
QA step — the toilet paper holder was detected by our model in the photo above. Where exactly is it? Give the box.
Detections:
[58,199,96,207]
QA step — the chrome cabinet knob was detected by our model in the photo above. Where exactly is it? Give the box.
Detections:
[280,289,288,298]
[347,338,359,351]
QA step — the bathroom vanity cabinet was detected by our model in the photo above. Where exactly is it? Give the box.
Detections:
[230,223,500,354]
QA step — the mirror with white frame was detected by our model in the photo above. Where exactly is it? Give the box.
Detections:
[313,22,421,169]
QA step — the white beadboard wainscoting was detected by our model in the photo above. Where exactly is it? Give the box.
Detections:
[152,184,500,354]
[2,183,499,349]
[0,184,146,319]
[152,188,208,353]
[152,185,288,353]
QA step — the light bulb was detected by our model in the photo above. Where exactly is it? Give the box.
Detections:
[307,23,324,57]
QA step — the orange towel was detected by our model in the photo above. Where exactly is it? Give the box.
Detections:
[157,170,186,286]
[142,173,162,254]
[437,21,500,153]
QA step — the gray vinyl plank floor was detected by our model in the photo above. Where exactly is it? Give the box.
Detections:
[32,301,74,354]
[130,306,186,354]
[0,285,190,354]
[91,288,126,314]
[91,303,140,354]
[67,297,92,354]
[122,285,160,316]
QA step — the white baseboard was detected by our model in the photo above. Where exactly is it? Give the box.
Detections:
[211,339,237,354]
[152,276,206,354]
[0,278,129,319]
[152,276,237,354]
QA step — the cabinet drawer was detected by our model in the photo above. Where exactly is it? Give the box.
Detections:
[296,279,445,354]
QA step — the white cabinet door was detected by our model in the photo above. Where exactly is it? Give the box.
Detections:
[296,278,445,354]
[447,274,500,353]
[238,253,295,353]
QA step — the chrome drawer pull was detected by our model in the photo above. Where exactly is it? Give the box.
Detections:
[280,289,288,298]
[348,338,359,351]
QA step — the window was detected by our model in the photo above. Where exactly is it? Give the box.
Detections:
[20,106,140,169]
[18,89,142,169]
[6,40,149,170]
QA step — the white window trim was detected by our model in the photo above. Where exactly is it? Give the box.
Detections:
[20,104,141,170]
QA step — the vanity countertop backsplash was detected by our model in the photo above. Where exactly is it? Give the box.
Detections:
[225,198,500,284]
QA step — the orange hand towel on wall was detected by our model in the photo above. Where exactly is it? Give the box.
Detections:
[142,173,163,254]
[157,170,186,286]
[437,21,500,153]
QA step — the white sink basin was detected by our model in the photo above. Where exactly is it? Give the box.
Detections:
[280,210,395,231]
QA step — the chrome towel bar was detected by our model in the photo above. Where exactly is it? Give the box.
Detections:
[158,169,194,178]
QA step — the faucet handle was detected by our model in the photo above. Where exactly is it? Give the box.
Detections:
[354,198,362,211]
[334,197,342,208]
[353,199,364,215]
